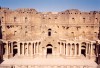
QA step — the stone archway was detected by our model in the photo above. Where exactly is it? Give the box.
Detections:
[81,42,86,57]
[46,44,53,55]
[47,48,52,54]
[13,42,17,56]
[81,46,86,56]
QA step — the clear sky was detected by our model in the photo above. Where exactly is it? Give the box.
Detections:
[0,0,100,12]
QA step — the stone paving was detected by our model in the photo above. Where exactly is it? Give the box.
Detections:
[1,56,97,67]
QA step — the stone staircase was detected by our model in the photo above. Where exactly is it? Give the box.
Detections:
[46,54,59,58]
[0,65,13,68]
[0,65,97,68]
[1,55,98,68]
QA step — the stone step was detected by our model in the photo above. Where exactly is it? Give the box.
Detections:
[0,65,97,68]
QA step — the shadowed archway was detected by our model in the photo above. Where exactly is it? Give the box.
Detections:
[46,44,53,54]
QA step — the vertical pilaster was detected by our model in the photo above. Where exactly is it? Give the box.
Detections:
[37,44,39,54]
[18,42,20,56]
[60,44,61,54]
[79,43,81,56]
[27,43,28,56]
[70,43,72,56]
[66,43,68,56]
[8,42,10,55]
[75,44,77,56]
[34,43,36,55]
[6,42,8,56]
[87,43,89,55]
[64,43,65,55]
[7,42,10,58]
[11,42,13,55]
[68,44,70,56]
[31,43,33,56]
[89,43,91,55]
[86,43,88,57]
[90,42,93,56]
[22,43,24,56]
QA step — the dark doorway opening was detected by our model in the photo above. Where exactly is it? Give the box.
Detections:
[48,28,51,36]
[81,49,86,56]
[48,32,51,36]
[3,43,6,55]
[13,49,17,56]
[47,48,52,54]
[3,46,5,55]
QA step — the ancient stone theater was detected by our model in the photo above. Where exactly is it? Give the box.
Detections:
[0,7,100,68]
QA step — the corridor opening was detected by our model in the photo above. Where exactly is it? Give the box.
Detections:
[46,44,53,54]
[81,46,86,56]
[13,49,17,56]
[47,48,52,54]
[81,49,86,56]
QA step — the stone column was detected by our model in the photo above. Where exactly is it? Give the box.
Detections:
[64,44,65,55]
[22,43,24,56]
[87,43,89,55]
[66,43,68,56]
[8,42,11,58]
[68,44,70,56]
[6,42,8,56]
[88,42,91,59]
[76,44,78,56]
[79,43,81,56]
[31,43,33,56]
[11,42,13,55]
[18,42,20,56]
[27,43,28,56]
[8,42,10,54]
[60,44,62,54]
[34,43,36,55]
[75,44,77,56]
[89,43,91,55]
[37,44,39,54]
[70,43,72,56]
[86,43,88,57]
[90,42,93,56]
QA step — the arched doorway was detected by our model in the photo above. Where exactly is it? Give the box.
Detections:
[81,46,86,56]
[48,28,51,36]
[81,42,86,57]
[13,42,17,56]
[46,44,53,55]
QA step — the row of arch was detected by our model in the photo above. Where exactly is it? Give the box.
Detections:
[3,41,42,57]
[58,41,96,57]
[2,40,97,58]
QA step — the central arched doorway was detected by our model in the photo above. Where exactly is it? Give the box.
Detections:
[47,48,52,54]
[46,44,53,55]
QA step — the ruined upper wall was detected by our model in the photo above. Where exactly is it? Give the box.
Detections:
[0,7,100,25]
[0,7,100,41]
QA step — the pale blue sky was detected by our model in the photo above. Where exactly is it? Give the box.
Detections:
[0,0,100,12]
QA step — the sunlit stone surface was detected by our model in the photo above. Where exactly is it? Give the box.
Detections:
[0,7,100,68]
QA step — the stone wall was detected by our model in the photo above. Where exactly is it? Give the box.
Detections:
[0,7,100,61]
[0,7,100,41]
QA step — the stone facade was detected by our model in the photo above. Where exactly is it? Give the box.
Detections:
[0,7,100,61]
